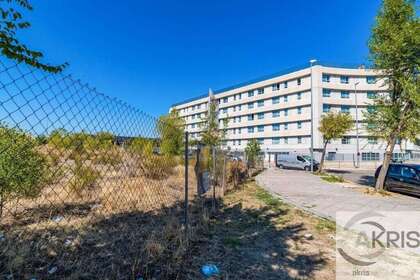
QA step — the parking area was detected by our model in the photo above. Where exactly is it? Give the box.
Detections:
[256,168,420,224]
[325,168,376,186]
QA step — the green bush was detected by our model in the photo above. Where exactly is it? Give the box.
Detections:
[69,160,100,196]
[129,137,154,156]
[0,125,47,217]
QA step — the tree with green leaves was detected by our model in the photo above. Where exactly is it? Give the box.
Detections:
[367,0,419,190]
[0,124,47,218]
[158,110,185,156]
[200,100,227,147]
[0,0,67,72]
[318,112,353,173]
[245,139,261,168]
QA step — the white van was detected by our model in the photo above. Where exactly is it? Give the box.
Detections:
[275,153,318,171]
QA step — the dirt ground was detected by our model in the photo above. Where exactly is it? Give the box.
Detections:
[1,179,336,279]
[183,181,336,280]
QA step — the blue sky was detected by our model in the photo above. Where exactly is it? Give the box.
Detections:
[21,0,382,117]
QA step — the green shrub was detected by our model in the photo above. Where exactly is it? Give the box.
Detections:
[69,160,100,196]
[140,154,177,179]
[0,125,47,217]
[129,137,155,156]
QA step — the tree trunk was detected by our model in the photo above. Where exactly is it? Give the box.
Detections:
[318,141,328,173]
[375,136,397,191]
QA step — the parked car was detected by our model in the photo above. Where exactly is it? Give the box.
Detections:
[374,164,420,196]
[275,153,319,171]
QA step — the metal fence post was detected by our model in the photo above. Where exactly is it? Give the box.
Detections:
[184,131,189,239]
[221,154,226,197]
[212,146,216,211]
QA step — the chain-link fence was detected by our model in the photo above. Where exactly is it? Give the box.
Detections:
[0,59,212,279]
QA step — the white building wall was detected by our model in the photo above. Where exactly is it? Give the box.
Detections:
[171,64,420,162]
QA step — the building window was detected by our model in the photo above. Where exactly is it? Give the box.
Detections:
[197,104,201,109]
[257,138,264,145]
[238,139,241,145]
[223,97,228,103]
[366,76,376,84]
[272,97,280,104]
[297,78,301,86]
[322,89,331,97]
[237,116,241,123]
[362,152,380,161]
[257,125,264,132]
[258,88,264,95]
[367,106,376,113]
[341,105,350,113]
[341,137,350,144]
[297,121,302,129]
[284,123,288,130]
[248,114,254,121]
[191,123,195,128]
[257,112,264,120]
[368,137,378,144]
[272,110,280,117]
[340,76,349,84]
[222,108,228,114]
[367,91,377,99]
[257,100,264,107]
[297,107,302,114]
[284,95,288,102]
[284,81,288,88]
[272,124,280,131]
[238,104,242,111]
[322,74,330,82]
[323,104,330,113]
[238,93,242,100]
[248,102,254,109]
[341,91,350,98]
[248,127,254,133]
[298,137,302,144]
[192,114,195,120]
[238,128,242,134]
[297,92,302,100]
[284,109,288,116]
[272,83,280,91]
[272,137,280,145]
[248,90,254,97]
[284,137,288,144]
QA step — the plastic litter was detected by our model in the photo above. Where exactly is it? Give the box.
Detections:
[52,215,64,223]
[201,264,219,277]
[48,266,58,274]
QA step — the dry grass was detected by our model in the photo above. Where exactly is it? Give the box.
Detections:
[182,181,336,279]
[0,144,201,279]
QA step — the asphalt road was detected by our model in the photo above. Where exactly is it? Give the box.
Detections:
[325,168,376,187]
[256,168,420,221]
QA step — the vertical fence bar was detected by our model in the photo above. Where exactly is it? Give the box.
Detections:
[184,131,189,239]
[212,146,216,211]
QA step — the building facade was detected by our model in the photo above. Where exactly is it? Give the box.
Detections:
[170,64,420,163]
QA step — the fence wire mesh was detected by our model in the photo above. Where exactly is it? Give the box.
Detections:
[0,60,202,279]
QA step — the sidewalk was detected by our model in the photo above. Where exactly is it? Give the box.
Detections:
[256,168,420,225]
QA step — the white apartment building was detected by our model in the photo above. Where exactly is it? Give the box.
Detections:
[170,63,420,162]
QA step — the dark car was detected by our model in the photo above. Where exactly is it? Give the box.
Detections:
[375,164,420,196]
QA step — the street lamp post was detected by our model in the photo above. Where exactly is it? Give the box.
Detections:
[309,59,317,172]
[354,81,360,168]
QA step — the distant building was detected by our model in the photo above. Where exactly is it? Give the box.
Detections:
[170,63,420,162]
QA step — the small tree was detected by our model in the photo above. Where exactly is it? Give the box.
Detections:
[0,0,67,72]
[245,139,261,168]
[158,110,185,156]
[200,101,227,147]
[318,112,353,172]
[367,0,419,190]
[0,124,47,218]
